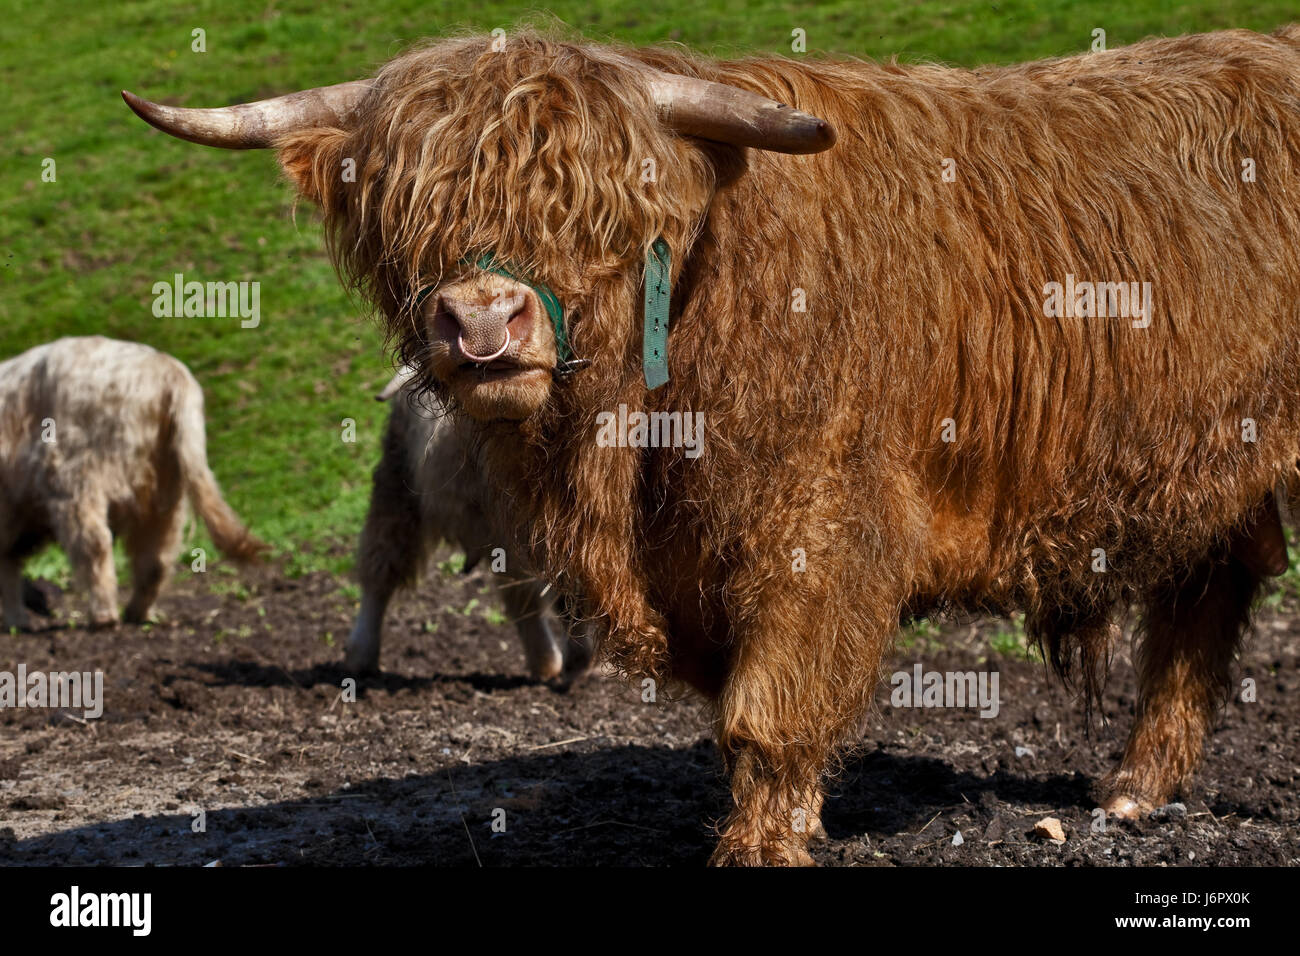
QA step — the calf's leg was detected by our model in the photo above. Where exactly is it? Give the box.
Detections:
[124,500,184,624]
[344,461,423,674]
[0,557,28,630]
[1101,553,1259,818]
[51,496,118,628]
[562,621,597,679]
[549,588,596,679]
[495,574,565,681]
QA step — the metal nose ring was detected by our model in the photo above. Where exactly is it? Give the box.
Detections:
[458,329,511,363]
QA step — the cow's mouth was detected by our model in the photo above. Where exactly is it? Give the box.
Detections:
[456,359,548,383]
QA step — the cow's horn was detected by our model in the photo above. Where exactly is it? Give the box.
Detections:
[644,70,836,154]
[121,81,371,149]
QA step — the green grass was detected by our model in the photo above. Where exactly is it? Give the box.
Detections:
[989,614,1032,659]
[2,0,1295,579]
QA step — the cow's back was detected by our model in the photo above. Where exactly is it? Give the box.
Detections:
[664,29,1300,618]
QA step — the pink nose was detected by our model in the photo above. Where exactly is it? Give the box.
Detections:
[436,291,529,361]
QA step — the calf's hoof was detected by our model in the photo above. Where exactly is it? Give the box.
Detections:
[21,579,53,617]
[123,605,153,625]
[559,652,596,686]
[343,645,380,675]
[527,650,566,683]
[562,632,597,677]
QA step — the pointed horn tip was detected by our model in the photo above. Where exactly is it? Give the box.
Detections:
[121,87,265,149]
[121,89,150,118]
[815,119,837,149]
[121,90,175,136]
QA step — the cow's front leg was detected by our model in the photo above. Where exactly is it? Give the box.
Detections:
[712,746,825,866]
[709,569,896,866]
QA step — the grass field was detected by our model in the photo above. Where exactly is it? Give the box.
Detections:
[3,0,1298,581]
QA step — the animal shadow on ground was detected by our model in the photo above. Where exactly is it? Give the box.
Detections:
[0,741,1087,866]
[189,659,543,695]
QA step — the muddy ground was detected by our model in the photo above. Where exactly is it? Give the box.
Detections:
[0,557,1296,866]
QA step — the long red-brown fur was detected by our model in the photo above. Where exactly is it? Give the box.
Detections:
[277,24,1300,862]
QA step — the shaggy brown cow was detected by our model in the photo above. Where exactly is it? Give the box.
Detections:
[0,337,263,629]
[126,25,1300,864]
[346,366,593,680]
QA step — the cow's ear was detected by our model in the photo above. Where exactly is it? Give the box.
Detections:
[275,127,350,207]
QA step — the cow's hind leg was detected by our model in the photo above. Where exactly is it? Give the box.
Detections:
[1101,554,1259,818]
[124,498,185,624]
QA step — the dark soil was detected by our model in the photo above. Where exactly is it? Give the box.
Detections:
[0,560,1296,866]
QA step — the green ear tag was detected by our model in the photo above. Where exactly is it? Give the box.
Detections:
[643,238,671,390]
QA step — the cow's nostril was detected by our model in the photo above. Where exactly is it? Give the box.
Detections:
[505,296,533,339]
[431,298,461,340]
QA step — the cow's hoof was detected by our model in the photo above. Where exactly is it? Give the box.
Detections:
[709,840,817,867]
[1100,794,1152,820]
[89,616,119,631]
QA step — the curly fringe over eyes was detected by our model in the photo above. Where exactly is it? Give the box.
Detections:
[282,33,720,351]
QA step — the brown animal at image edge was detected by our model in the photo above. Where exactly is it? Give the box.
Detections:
[126,25,1300,864]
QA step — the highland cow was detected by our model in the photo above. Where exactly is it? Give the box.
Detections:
[127,25,1300,864]
[346,366,593,680]
[0,337,263,629]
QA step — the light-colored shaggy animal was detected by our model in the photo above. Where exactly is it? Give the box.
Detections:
[127,24,1300,865]
[0,337,263,629]
[345,366,593,680]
